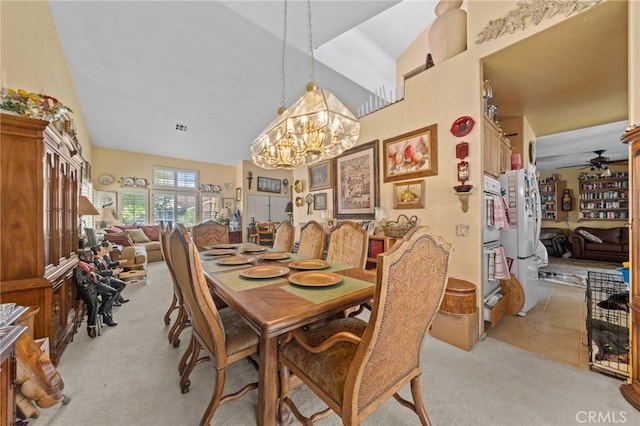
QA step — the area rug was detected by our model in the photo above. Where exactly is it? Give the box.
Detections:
[538,257,623,288]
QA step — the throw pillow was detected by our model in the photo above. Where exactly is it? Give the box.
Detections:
[125,228,151,243]
[119,224,138,230]
[539,233,556,240]
[103,232,134,247]
[140,225,159,241]
[577,229,603,244]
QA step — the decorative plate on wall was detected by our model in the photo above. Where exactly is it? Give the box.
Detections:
[120,177,135,187]
[134,178,148,188]
[98,174,114,185]
[450,116,475,137]
[293,179,304,193]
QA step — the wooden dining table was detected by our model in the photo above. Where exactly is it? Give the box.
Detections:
[200,248,376,426]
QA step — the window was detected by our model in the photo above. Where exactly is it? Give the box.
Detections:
[152,191,198,227]
[152,166,198,189]
[201,195,222,221]
[119,189,148,225]
[81,180,96,229]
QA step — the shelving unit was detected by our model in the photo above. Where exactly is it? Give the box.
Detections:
[539,174,566,221]
[578,173,629,221]
[366,235,397,270]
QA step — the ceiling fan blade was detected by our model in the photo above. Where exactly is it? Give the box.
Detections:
[537,150,594,160]
[556,163,591,169]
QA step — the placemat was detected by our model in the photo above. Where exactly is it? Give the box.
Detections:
[214,269,287,292]
[202,260,251,274]
[281,259,352,273]
[281,275,373,304]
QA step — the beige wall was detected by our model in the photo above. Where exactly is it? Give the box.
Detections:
[0,0,93,161]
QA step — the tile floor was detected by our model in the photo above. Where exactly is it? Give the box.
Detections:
[486,283,590,370]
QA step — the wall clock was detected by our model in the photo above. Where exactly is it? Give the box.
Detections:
[98,174,114,185]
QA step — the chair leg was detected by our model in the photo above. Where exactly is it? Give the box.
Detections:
[178,334,195,376]
[199,368,225,426]
[180,337,201,394]
[164,293,178,325]
[170,306,188,348]
[278,363,291,425]
[410,376,431,426]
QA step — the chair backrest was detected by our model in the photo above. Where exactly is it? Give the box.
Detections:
[346,226,452,414]
[191,220,229,251]
[326,221,368,268]
[272,221,294,252]
[255,222,275,246]
[297,220,325,259]
[169,225,228,367]
[159,222,182,304]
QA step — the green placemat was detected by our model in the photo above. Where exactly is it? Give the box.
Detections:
[281,275,373,304]
[278,253,306,262]
[202,260,251,274]
[215,270,287,292]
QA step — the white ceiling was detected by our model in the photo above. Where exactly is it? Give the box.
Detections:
[48,0,629,170]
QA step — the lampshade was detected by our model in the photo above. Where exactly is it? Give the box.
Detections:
[98,207,118,228]
[79,195,99,216]
[284,201,293,213]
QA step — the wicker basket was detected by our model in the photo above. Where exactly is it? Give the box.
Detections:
[383,214,417,238]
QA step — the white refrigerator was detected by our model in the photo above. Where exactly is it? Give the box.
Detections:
[500,167,552,315]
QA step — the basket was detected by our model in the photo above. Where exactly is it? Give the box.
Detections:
[383,214,417,238]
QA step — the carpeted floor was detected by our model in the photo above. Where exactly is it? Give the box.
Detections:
[539,257,623,288]
[30,261,639,426]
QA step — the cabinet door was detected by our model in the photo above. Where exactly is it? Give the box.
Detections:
[483,117,500,177]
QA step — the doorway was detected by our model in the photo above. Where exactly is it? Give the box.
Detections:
[247,194,289,224]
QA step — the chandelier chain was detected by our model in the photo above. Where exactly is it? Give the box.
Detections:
[307,0,315,82]
[281,0,288,108]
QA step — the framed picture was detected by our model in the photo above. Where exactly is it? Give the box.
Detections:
[333,140,379,219]
[235,187,242,201]
[257,176,282,193]
[95,191,117,210]
[223,198,235,211]
[313,193,326,210]
[382,124,438,182]
[308,160,333,191]
[393,179,425,209]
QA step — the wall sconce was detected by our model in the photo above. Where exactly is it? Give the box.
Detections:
[454,189,472,213]
[246,171,253,190]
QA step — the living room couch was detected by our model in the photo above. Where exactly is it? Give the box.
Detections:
[101,224,163,262]
[568,226,629,263]
[540,227,569,257]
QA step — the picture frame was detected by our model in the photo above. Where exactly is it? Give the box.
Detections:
[308,160,333,191]
[382,124,438,182]
[313,192,327,210]
[223,198,235,211]
[393,179,425,209]
[257,176,282,193]
[235,187,242,202]
[333,140,379,219]
[95,191,117,210]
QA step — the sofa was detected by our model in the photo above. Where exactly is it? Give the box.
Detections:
[539,227,569,257]
[568,226,629,263]
[101,224,163,263]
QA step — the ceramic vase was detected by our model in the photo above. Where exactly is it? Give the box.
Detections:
[428,0,467,65]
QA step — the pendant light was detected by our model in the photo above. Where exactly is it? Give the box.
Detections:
[251,0,360,169]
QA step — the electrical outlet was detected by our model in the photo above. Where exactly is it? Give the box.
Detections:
[456,224,470,237]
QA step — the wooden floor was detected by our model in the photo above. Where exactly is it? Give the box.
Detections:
[486,283,590,370]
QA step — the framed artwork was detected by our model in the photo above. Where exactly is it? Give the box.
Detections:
[308,160,333,191]
[95,191,117,210]
[393,179,425,209]
[382,124,438,182]
[333,140,379,219]
[257,176,282,193]
[235,187,242,201]
[313,192,326,210]
[223,198,235,211]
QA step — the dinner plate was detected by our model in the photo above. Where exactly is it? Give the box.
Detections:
[256,252,291,261]
[243,246,267,253]
[288,271,343,287]
[215,255,252,265]
[288,259,330,270]
[204,243,238,250]
[240,265,290,279]
[203,249,236,256]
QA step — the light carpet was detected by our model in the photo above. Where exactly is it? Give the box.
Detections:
[539,257,623,288]
[31,262,639,425]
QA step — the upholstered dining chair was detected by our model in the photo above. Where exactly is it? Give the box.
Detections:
[159,222,187,348]
[326,221,368,268]
[169,224,259,424]
[278,226,452,425]
[272,221,295,252]
[297,220,326,259]
[191,220,229,251]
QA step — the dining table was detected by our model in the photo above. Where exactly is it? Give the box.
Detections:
[200,244,376,426]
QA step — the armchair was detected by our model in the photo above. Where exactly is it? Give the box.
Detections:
[278,226,452,425]
[539,227,569,257]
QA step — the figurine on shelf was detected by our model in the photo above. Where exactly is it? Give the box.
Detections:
[454,160,473,193]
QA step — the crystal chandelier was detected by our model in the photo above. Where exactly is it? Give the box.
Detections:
[251,0,360,169]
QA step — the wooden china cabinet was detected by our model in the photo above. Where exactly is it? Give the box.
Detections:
[0,113,83,365]
[621,126,640,410]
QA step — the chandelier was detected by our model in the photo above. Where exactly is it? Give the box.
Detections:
[251,0,360,169]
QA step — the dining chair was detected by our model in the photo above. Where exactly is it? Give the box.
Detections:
[255,221,275,247]
[278,226,452,425]
[191,220,229,251]
[297,220,326,259]
[326,221,368,268]
[272,221,295,252]
[169,224,259,424]
[159,222,187,348]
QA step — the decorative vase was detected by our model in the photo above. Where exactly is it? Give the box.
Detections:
[428,0,467,65]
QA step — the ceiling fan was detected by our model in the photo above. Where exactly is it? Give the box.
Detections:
[555,149,627,176]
